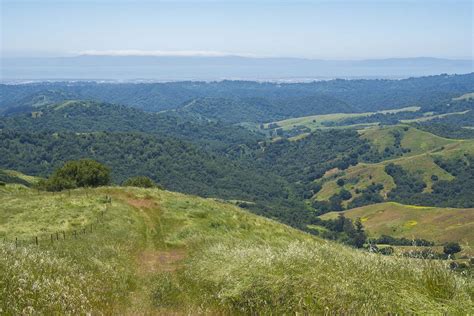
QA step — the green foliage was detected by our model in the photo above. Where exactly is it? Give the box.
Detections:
[372,235,434,246]
[123,176,158,188]
[2,73,473,117]
[256,129,370,185]
[385,163,426,198]
[385,156,474,208]
[414,122,474,139]
[0,130,295,214]
[339,188,352,200]
[314,214,367,248]
[347,183,384,209]
[0,100,263,152]
[180,94,352,123]
[378,246,394,255]
[0,170,32,187]
[40,159,110,191]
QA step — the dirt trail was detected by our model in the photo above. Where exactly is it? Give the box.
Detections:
[137,249,187,275]
[115,194,187,315]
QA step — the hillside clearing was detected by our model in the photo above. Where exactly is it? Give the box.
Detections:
[315,126,474,204]
[263,106,420,131]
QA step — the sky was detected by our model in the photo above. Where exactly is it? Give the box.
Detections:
[1,0,473,60]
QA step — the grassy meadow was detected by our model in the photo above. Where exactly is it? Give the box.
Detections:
[320,202,474,245]
[262,106,420,131]
[0,183,473,314]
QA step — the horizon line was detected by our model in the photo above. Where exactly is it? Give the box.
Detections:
[1,50,472,61]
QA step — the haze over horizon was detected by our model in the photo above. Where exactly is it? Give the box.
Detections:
[1,0,472,80]
[2,0,473,60]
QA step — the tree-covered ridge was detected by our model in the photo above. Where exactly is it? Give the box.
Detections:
[1,73,473,119]
[413,123,474,139]
[0,127,380,229]
[255,129,379,183]
[386,155,474,208]
[0,100,264,152]
[179,94,352,123]
[315,97,474,129]
[314,152,474,213]
[311,125,474,212]
[0,130,293,207]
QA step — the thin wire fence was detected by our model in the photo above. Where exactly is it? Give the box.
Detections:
[1,195,112,248]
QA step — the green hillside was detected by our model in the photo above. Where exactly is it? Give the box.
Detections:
[314,126,474,208]
[1,184,472,314]
[453,92,474,101]
[359,125,456,156]
[0,169,40,187]
[0,100,263,151]
[320,202,474,245]
[261,106,419,132]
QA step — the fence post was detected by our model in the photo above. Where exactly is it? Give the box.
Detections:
[51,234,53,243]
[56,232,59,241]
[74,230,77,239]
[35,236,38,246]
[15,237,17,248]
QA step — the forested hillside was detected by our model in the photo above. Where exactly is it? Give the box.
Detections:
[179,94,352,123]
[0,130,296,208]
[0,100,263,152]
[1,73,473,121]
[313,125,474,212]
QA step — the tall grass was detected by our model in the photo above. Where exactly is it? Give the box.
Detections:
[0,186,144,314]
[1,185,472,314]
[157,241,473,314]
[0,243,125,314]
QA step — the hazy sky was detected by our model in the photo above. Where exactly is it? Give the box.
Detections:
[1,0,473,59]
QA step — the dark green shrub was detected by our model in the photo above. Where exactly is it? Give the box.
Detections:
[443,242,462,257]
[339,189,352,201]
[123,176,157,188]
[41,159,110,191]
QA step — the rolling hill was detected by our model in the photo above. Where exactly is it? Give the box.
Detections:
[1,181,472,314]
[0,100,263,151]
[178,94,353,123]
[2,73,473,117]
[261,106,420,133]
[320,202,474,245]
[314,125,474,209]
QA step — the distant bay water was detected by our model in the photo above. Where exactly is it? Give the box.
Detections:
[1,56,472,82]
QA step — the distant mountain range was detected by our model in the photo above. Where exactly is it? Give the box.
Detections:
[1,56,472,81]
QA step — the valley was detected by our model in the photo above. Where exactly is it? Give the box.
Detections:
[2,1,473,313]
